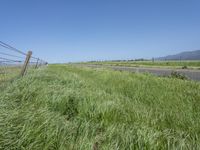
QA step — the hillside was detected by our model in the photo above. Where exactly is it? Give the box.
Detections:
[0,65,200,149]
[157,50,200,60]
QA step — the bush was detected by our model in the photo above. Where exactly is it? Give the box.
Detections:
[182,66,188,69]
[170,71,188,80]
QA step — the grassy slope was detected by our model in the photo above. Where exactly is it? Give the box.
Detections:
[0,65,200,149]
[84,61,200,69]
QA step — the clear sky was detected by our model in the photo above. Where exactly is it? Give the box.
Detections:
[1,0,200,63]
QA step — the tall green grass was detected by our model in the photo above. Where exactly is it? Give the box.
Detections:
[0,65,200,149]
[0,66,22,84]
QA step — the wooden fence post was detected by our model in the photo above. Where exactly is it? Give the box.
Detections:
[35,58,39,69]
[21,51,32,76]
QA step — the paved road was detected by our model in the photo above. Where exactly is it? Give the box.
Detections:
[83,64,200,81]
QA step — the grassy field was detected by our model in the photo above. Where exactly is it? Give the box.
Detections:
[83,60,200,69]
[0,66,22,83]
[0,64,200,149]
[0,65,38,83]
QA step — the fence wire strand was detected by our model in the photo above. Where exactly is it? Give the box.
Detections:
[0,41,47,83]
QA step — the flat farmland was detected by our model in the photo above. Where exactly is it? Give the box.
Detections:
[83,60,200,69]
[83,64,200,81]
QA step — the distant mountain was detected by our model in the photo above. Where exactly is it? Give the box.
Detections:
[156,50,200,60]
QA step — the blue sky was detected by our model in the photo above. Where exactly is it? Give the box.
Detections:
[1,0,200,63]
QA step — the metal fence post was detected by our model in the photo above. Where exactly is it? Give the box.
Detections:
[21,51,32,76]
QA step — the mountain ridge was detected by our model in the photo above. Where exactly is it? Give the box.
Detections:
[156,50,200,60]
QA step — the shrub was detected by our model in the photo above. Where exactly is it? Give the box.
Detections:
[182,66,188,69]
[170,71,188,80]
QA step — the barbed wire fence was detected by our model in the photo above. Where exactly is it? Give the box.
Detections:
[0,41,48,83]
